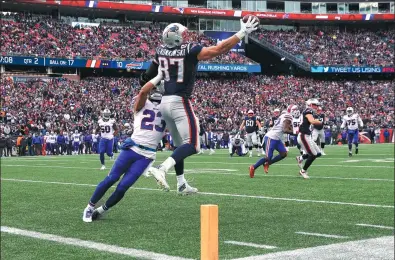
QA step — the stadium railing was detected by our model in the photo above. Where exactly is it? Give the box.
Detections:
[248,36,311,71]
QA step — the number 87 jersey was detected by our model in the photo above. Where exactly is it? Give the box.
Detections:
[155,43,202,98]
[98,118,117,140]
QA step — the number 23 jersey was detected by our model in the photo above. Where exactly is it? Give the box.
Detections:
[98,118,116,140]
[132,100,166,158]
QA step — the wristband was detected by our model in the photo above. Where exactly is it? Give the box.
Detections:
[148,75,161,86]
[235,30,246,40]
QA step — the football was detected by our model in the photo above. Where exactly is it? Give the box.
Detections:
[242,14,260,25]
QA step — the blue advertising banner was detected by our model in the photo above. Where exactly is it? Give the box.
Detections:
[198,63,260,72]
[0,55,44,66]
[203,31,245,53]
[0,55,261,72]
[311,66,394,73]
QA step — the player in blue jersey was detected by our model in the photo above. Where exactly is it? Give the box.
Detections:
[82,70,165,222]
[144,17,259,194]
[239,110,262,157]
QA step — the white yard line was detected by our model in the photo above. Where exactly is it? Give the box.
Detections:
[2,163,394,170]
[224,241,277,249]
[230,236,394,260]
[2,178,394,209]
[355,224,394,230]
[1,226,192,260]
[295,232,349,239]
[3,164,393,182]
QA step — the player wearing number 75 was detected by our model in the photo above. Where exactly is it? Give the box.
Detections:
[141,16,259,195]
[82,68,170,222]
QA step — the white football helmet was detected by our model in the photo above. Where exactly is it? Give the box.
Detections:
[287,105,300,118]
[102,109,111,119]
[273,108,280,117]
[162,23,188,48]
[149,86,163,103]
[247,110,254,116]
[346,107,354,116]
[124,123,130,128]
[306,98,320,108]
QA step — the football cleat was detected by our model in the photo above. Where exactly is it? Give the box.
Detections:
[348,152,352,157]
[321,151,326,156]
[263,162,269,174]
[82,206,94,223]
[100,165,106,170]
[209,150,215,155]
[299,169,309,179]
[296,156,303,169]
[249,153,252,158]
[149,167,170,191]
[91,206,106,221]
[355,148,359,154]
[177,182,198,195]
[249,165,255,178]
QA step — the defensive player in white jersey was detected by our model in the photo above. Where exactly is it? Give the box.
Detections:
[82,71,167,222]
[229,134,247,157]
[145,17,259,194]
[290,105,304,155]
[249,109,294,177]
[97,109,118,170]
[341,107,363,157]
[49,131,57,155]
[45,132,51,155]
[72,130,80,155]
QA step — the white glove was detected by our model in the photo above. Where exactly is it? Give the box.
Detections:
[236,16,259,40]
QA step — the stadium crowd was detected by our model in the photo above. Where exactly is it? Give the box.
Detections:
[0,12,253,64]
[254,28,395,66]
[1,75,393,136]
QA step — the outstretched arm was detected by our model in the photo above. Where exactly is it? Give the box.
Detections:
[134,70,163,112]
[197,17,259,61]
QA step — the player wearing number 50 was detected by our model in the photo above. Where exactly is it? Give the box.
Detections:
[341,107,363,157]
[142,17,259,194]
[97,109,118,170]
[82,70,167,222]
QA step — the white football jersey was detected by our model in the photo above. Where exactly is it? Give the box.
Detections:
[266,112,293,140]
[92,134,98,142]
[341,114,363,130]
[72,133,80,142]
[292,116,302,135]
[98,118,116,139]
[49,134,57,144]
[131,100,165,159]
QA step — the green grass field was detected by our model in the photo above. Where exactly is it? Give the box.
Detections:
[1,144,394,260]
